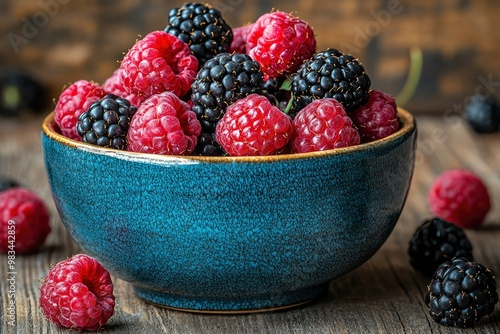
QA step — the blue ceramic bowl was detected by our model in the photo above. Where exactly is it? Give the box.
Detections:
[41,108,416,313]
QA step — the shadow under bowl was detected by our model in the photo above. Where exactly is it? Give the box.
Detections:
[41,108,416,313]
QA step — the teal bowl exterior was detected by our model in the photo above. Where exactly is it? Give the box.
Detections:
[41,109,416,313]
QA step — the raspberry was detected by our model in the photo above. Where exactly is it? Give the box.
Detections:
[39,254,115,331]
[428,170,491,229]
[102,69,143,107]
[290,98,360,153]
[77,94,137,150]
[127,92,201,155]
[350,90,400,143]
[230,23,254,54]
[0,188,50,254]
[216,94,293,156]
[246,11,316,79]
[54,80,105,140]
[120,31,198,100]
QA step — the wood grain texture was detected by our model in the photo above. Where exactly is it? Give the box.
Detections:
[1,112,500,333]
[1,0,500,113]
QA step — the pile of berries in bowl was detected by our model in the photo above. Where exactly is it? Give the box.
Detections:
[41,3,416,313]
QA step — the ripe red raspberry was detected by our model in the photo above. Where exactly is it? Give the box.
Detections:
[230,23,255,54]
[127,92,201,155]
[290,98,360,153]
[39,254,115,331]
[120,31,198,100]
[102,69,143,107]
[428,170,491,229]
[216,94,293,156]
[246,11,316,79]
[350,90,400,143]
[0,188,50,254]
[54,80,105,140]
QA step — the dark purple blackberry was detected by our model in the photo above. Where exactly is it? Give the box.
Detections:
[191,53,264,155]
[426,257,498,328]
[409,218,473,277]
[164,3,233,67]
[464,94,500,133]
[76,94,137,150]
[194,132,225,156]
[290,49,370,116]
[0,175,20,193]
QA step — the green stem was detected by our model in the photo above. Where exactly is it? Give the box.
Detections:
[395,48,423,107]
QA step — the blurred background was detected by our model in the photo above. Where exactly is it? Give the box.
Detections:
[0,0,499,115]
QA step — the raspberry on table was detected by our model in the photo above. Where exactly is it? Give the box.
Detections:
[426,257,498,328]
[127,91,201,155]
[290,98,360,153]
[164,3,233,66]
[102,68,143,108]
[54,80,105,140]
[408,217,473,277]
[0,188,50,254]
[39,254,115,331]
[230,23,254,54]
[349,90,400,143]
[291,48,371,116]
[428,170,491,229]
[120,30,198,100]
[246,11,316,80]
[216,94,293,156]
[191,52,264,155]
[77,94,138,150]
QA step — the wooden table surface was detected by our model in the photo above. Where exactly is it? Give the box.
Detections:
[1,113,500,333]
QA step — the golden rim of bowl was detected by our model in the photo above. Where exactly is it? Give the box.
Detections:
[42,108,415,163]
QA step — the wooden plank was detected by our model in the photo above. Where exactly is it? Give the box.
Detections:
[1,112,500,333]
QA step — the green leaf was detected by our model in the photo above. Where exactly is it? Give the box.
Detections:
[280,78,293,91]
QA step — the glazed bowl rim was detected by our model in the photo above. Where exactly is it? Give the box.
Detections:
[41,108,415,163]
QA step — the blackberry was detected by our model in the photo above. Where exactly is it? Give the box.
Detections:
[409,218,473,277]
[291,49,370,116]
[0,69,46,117]
[194,132,225,156]
[191,53,264,155]
[0,175,20,193]
[426,257,498,328]
[76,94,137,150]
[164,3,233,67]
[464,94,500,133]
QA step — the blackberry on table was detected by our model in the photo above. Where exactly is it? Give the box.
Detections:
[191,53,264,155]
[0,69,45,117]
[426,257,498,328]
[291,48,371,116]
[0,175,20,193]
[409,218,473,277]
[164,3,233,66]
[464,94,500,133]
[77,94,137,150]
